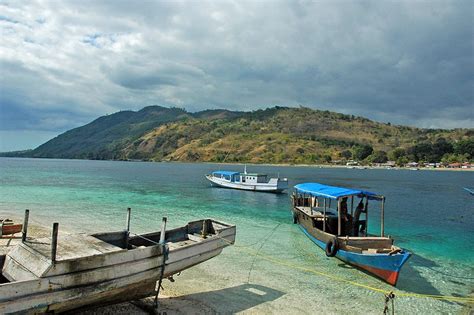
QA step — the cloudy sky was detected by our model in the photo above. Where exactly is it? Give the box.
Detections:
[0,0,473,151]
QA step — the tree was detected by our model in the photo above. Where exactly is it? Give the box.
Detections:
[441,153,469,164]
[368,151,388,163]
[340,150,352,159]
[432,138,453,161]
[396,156,409,166]
[388,148,406,161]
[323,155,332,163]
[407,139,454,162]
[406,142,432,162]
[454,139,474,158]
[353,144,373,160]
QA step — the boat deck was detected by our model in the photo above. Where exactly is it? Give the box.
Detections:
[24,234,123,261]
[296,206,337,220]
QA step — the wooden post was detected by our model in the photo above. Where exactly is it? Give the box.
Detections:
[381,197,385,237]
[154,217,168,308]
[51,222,59,263]
[323,198,326,232]
[22,209,29,242]
[365,198,369,236]
[125,207,131,249]
[201,220,208,238]
[350,196,354,216]
[337,198,342,236]
[159,217,167,244]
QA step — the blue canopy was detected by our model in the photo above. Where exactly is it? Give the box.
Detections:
[212,171,240,177]
[294,183,379,200]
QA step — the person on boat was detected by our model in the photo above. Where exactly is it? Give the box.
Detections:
[340,197,352,235]
[352,199,367,236]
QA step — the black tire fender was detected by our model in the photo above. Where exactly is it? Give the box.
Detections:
[293,212,298,224]
[325,239,338,257]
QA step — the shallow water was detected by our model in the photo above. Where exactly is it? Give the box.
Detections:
[0,158,473,314]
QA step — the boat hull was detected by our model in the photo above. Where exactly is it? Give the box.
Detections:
[0,248,224,314]
[299,225,410,285]
[1,224,22,235]
[206,175,287,193]
[0,219,236,314]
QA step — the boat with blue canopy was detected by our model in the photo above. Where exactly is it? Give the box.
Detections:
[206,167,288,193]
[291,182,410,285]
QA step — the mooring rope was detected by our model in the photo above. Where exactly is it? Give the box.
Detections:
[216,235,474,305]
[246,223,282,283]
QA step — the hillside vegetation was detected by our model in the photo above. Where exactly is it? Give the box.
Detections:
[4,106,473,165]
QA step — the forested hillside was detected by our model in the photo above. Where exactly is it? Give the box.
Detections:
[3,106,473,165]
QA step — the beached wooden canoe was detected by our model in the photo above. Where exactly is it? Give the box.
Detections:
[0,218,235,314]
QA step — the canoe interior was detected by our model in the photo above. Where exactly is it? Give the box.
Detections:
[0,256,6,284]
[93,219,224,249]
[0,218,235,314]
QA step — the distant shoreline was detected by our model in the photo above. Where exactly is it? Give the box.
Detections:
[1,156,473,172]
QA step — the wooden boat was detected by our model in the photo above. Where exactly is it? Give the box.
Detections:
[206,167,288,193]
[0,217,235,314]
[0,219,22,236]
[291,183,410,286]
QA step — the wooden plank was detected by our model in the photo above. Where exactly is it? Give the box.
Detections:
[0,248,224,313]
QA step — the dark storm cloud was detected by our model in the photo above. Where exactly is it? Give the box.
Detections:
[0,0,473,150]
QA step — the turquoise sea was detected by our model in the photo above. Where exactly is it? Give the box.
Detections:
[0,157,473,314]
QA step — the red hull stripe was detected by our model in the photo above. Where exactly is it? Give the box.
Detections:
[352,263,400,285]
[1,224,22,235]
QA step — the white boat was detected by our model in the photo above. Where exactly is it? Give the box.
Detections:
[205,167,288,193]
[0,216,236,314]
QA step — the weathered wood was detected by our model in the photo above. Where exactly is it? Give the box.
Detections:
[154,217,168,307]
[364,198,369,236]
[51,222,59,263]
[125,207,131,249]
[350,196,354,216]
[22,209,29,242]
[381,197,385,237]
[201,219,208,238]
[323,198,326,232]
[0,248,224,314]
[0,218,236,314]
[337,198,342,236]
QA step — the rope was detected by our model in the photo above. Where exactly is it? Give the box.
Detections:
[217,235,474,305]
[246,223,281,283]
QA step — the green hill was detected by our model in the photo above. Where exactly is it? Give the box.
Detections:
[4,106,473,164]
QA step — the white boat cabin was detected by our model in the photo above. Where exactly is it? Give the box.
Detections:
[211,171,270,184]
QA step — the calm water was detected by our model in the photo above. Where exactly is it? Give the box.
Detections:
[0,158,473,314]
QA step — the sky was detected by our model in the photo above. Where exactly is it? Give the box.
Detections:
[0,0,473,151]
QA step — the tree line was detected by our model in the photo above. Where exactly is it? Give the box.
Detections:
[339,138,474,165]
